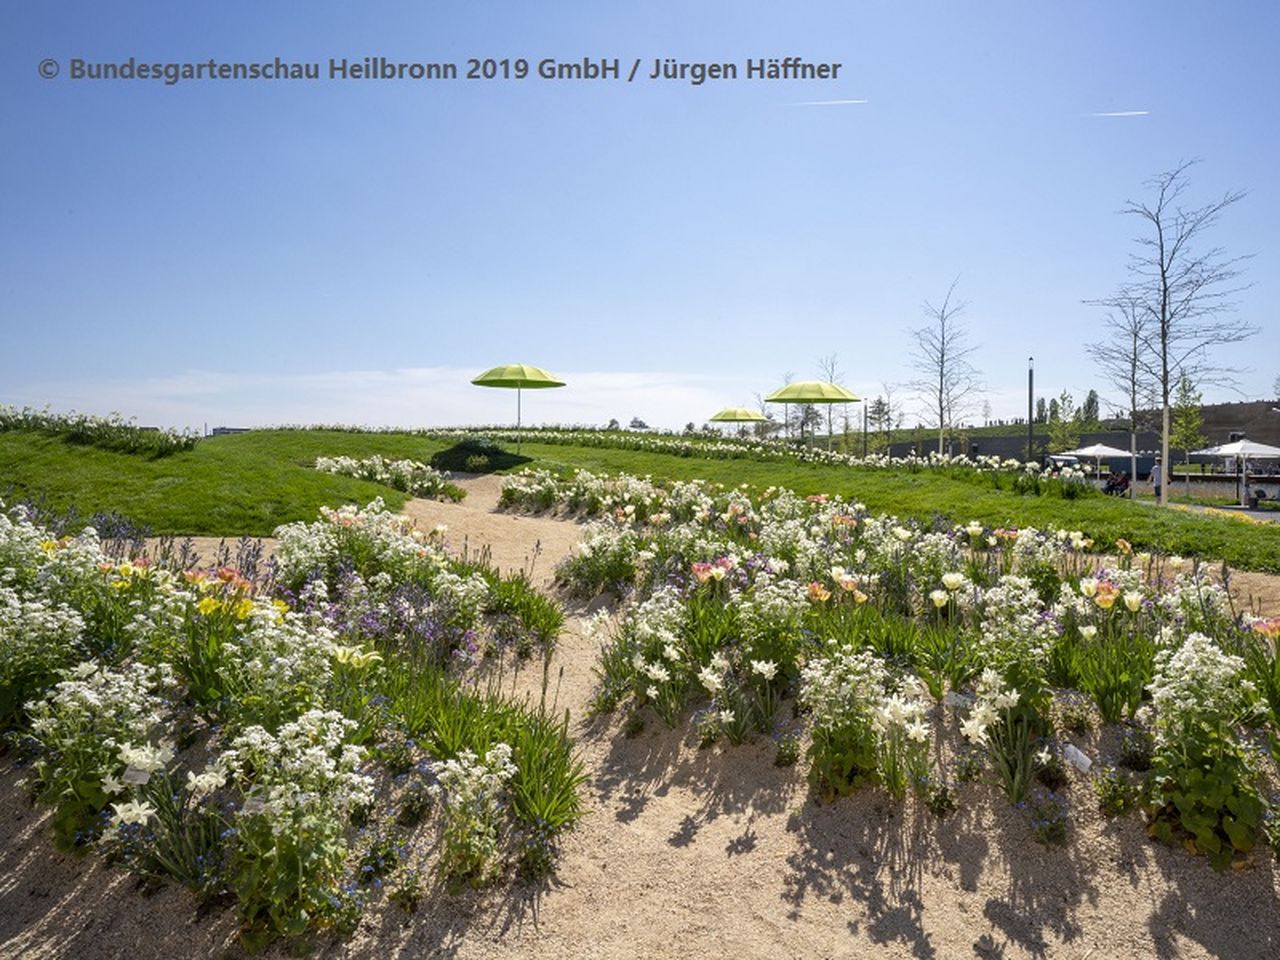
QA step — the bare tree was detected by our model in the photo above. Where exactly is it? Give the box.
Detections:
[908,279,983,454]
[751,392,779,439]
[817,352,846,444]
[1086,291,1153,497]
[1114,161,1255,505]
[882,381,905,432]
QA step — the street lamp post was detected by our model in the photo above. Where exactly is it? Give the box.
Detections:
[1027,357,1035,463]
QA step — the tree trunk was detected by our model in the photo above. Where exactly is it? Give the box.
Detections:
[1160,402,1170,506]
[1129,418,1137,500]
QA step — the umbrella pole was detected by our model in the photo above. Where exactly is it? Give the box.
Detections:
[517,386,522,455]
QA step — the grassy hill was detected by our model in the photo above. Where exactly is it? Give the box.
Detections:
[1,428,1277,572]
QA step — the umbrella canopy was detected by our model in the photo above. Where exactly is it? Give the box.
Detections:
[471,364,566,389]
[1060,442,1135,482]
[470,363,565,451]
[1188,438,1280,507]
[709,407,766,423]
[764,380,860,442]
[1190,439,1280,458]
[1062,443,1132,459]
[764,380,860,404]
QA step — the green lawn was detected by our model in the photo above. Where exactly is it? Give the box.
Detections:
[0,430,422,535]
[1,429,1277,572]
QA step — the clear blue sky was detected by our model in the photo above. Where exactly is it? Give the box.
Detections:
[2,1,1276,429]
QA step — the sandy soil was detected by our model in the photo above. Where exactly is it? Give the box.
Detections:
[399,475,584,589]
[6,475,1280,959]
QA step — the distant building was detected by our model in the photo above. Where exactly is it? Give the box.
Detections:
[884,399,1280,476]
[1194,400,1280,447]
[210,427,251,437]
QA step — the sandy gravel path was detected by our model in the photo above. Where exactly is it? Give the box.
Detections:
[398,475,583,588]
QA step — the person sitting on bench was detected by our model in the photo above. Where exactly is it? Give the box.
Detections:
[1103,471,1130,496]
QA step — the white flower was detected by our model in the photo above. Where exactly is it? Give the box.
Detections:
[646,685,659,700]
[750,659,778,680]
[118,741,175,775]
[994,687,1019,710]
[960,715,989,744]
[643,660,671,683]
[1079,625,1098,640]
[718,709,735,726]
[186,766,227,794]
[698,667,723,694]
[929,589,949,609]
[942,572,965,591]
[112,799,156,826]
[1036,747,1053,766]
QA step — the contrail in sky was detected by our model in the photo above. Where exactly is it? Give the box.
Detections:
[1089,110,1150,117]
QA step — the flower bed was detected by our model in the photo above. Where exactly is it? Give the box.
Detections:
[504,467,1280,869]
[425,426,1092,493]
[0,404,198,456]
[314,455,465,502]
[264,422,1091,493]
[1,498,582,950]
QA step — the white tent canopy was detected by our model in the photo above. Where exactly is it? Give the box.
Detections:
[1062,443,1133,459]
[1188,438,1280,507]
[1190,439,1280,458]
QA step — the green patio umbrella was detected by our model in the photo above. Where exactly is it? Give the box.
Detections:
[764,380,860,442]
[709,407,766,422]
[471,363,566,451]
[709,406,766,438]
